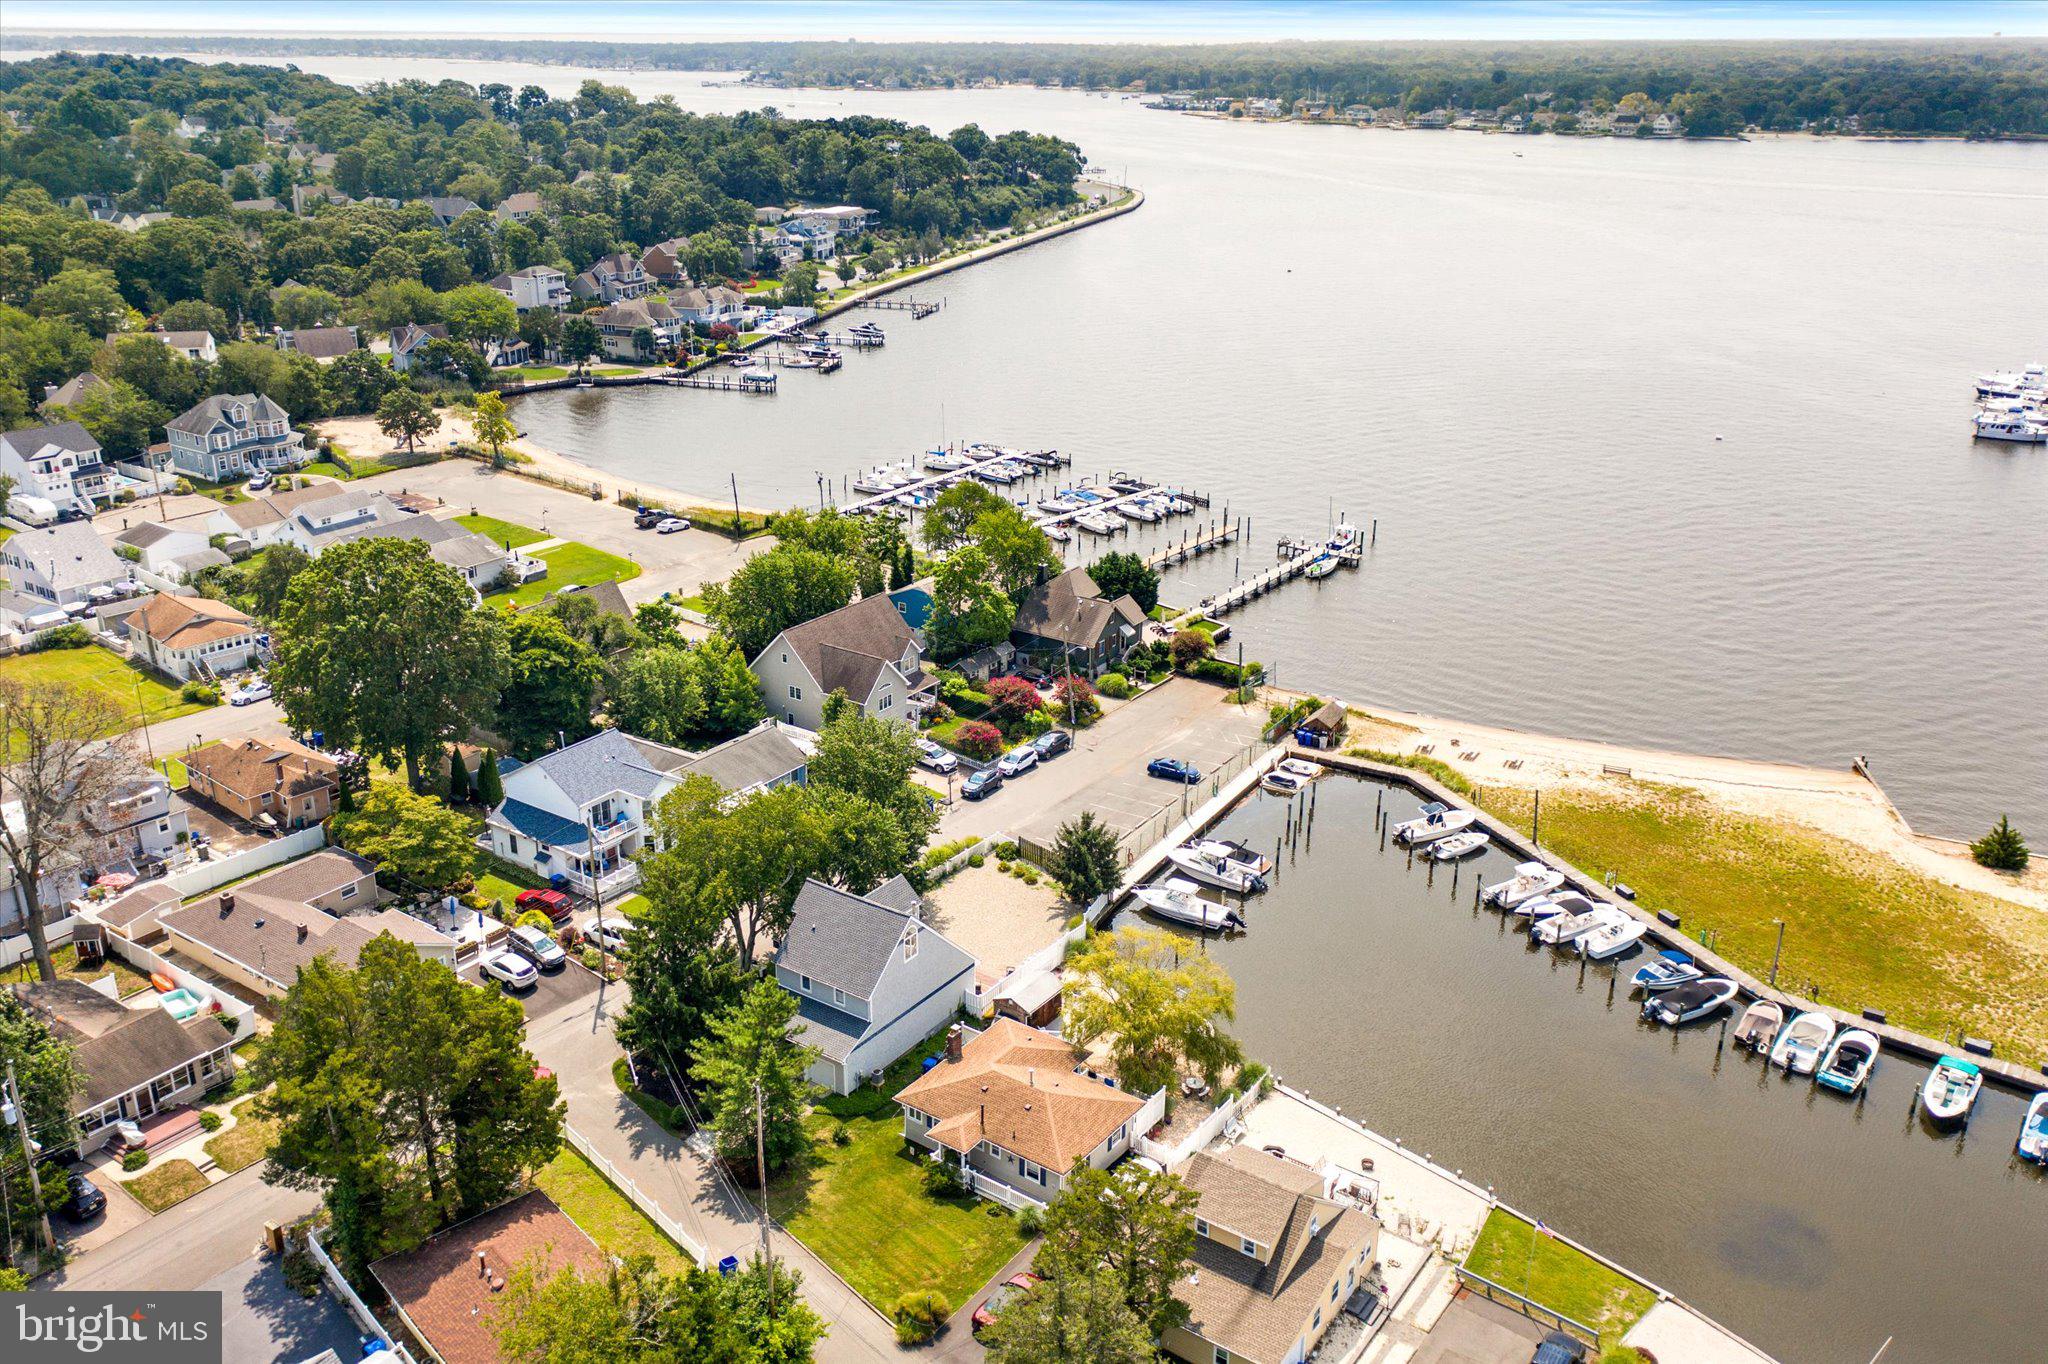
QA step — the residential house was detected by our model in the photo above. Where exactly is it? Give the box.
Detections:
[125,593,262,682]
[236,848,381,915]
[791,205,873,238]
[0,520,131,629]
[480,337,532,369]
[485,264,570,311]
[371,1191,604,1364]
[263,114,298,141]
[0,419,111,514]
[352,515,523,593]
[231,196,282,213]
[749,593,933,732]
[774,877,976,1094]
[1612,110,1645,135]
[184,737,339,831]
[1161,1146,1380,1364]
[669,285,750,327]
[39,371,108,413]
[111,521,227,586]
[895,1019,1158,1207]
[569,252,651,303]
[1246,99,1284,118]
[484,723,807,897]
[86,763,190,871]
[175,115,210,139]
[388,322,451,374]
[1009,566,1146,675]
[205,481,359,549]
[273,486,407,555]
[277,325,359,361]
[493,191,543,223]
[291,183,351,215]
[638,237,691,286]
[88,882,183,941]
[160,877,457,1000]
[149,330,218,364]
[165,393,310,482]
[1653,113,1684,138]
[768,219,837,263]
[8,981,235,1154]
[0,799,86,932]
[590,297,685,360]
[110,212,171,233]
[424,195,482,227]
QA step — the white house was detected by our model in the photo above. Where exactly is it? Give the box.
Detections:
[487,265,570,311]
[569,252,651,303]
[150,330,218,364]
[0,420,112,515]
[774,876,976,1094]
[111,521,226,586]
[669,285,751,327]
[275,487,411,555]
[125,593,263,682]
[87,763,191,870]
[749,594,933,732]
[165,393,310,482]
[0,521,133,630]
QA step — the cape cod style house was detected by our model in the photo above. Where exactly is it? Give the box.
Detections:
[749,594,933,732]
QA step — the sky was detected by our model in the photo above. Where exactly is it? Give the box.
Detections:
[7,1,2047,43]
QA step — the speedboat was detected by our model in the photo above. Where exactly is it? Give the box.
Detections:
[1164,839,1271,895]
[1631,950,1702,993]
[1770,1011,1838,1076]
[1642,977,1739,1026]
[895,490,935,511]
[1920,1056,1983,1125]
[1732,999,1785,1053]
[1426,831,1487,861]
[2018,1092,2048,1163]
[1038,495,1082,515]
[1043,525,1072,544]
[725,353,754,367]
[1578,912,1647,960]
[1076,511,1123,535]
[1532,900,1614,947]
[1484,861,1564,910]
[1134,877,1243,932]
[1815,1028,1879,1096]
[782,355,821,369]
[1391,802,1478,846]
[852,471,897,494]
[1304,555,1340,580]
[1515,890,1594,924]
[1262,770,1310,797]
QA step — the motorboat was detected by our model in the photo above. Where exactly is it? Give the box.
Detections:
[1532,900,1615,947]
[1304,555,1340,580]
[1641,976,1740,1026]
[1975,364,2046,400]
[1390,802,1478,846]
[1076,511,1124,535]
[1731,999,1785,1053]
[1165,839,1272,894]
[1815,1028,1879,1096]
[2018,1092,2048,1163]
[1426,831,1488,861]
[975,463,1026,485]
[782,355,821,369]
[1484,861,1564,910]
[1578,912,1648,960]
[852,471,897,494]
[1770,1011,1838,1075]
[1920,1056,1983,1125]
[1038,496,1082,515]
[1277,758,1321,781]
[1262,770,1310,797]
[1134,877,1243,932]
[1515,890,1595,924]
[925,449,969,471]
[1630,950,1702,993]
[1114,500,1158,522]
[895,490,936,511]
[1972,411,2048,443]
[725,352,754,367]
[1043,525,1072,544]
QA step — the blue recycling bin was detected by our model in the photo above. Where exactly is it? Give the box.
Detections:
[718,1255,740,1277]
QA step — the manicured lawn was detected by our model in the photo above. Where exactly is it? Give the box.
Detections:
[155,755,189,789]
[9,942,153,998]
[204,1097,277,1175]
[536,1145,692,1272]
[498,365,572,381]
[0,647,210,734]
[1479,781,2048,1062]
[923,714,1018,758]
[455,513,548,549]
[494,541,642,610]
[613,894,651,921]
[473,852,544,914]
[302,460,353,481]
[125,1159,209,1214]
[1464,1209,1654,1359]
[761,1110,1028,1316]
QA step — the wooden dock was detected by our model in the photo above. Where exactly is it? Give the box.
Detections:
[841,446,1069,514]
[861,297,944,318]
[1036,479,1207,531]
[1200,539,1362,617]
[661,372,776,393]
[1143,521,1240,568]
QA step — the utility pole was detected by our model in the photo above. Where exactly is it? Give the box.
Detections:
[1532,789,1542,848]
[5,1061,52,1258]
[731,472,744,533]
[753,1079,772,1267]
[1769,919,1787,987]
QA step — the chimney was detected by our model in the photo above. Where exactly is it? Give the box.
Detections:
[1027,1067,1035,1088]
[478,1251,488,1277]
[945,1025,962,1062]
[221,892,236,913]
[296,924,308,943]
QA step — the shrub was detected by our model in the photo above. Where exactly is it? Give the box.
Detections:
[198,1110,224,1133]
[967,854,985,868]
[1170,629,1215,672]
[122,1150,150,1172]
[515,909,556,932]
[892,1289,951,1344]
[1050,674,1099,721]
[30,623,91,651]
[993,841,1019,861]
[921,1156,966,1198]
[984,675,1043,727]
[1020,869,1039,885]
[180,680,221,705]
[581,946,603,972]
[830,1122,852,1147]
[1971,816,2030,872]
[955,720,1003,760]
[996,860,1012,874]
[1017,1204,1044,1237]
[1097,671,1133,699]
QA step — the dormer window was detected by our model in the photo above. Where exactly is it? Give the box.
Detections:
[902,928,917,960]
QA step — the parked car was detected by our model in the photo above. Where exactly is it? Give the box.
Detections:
[961,768,1004,801]
[61,1172,105,1221]
[515,888,573,924]
[586,919,635,955]
[483,950,538,990]
[655,517,690,534]
[915,740,958,774]
[1016,666,1054,688]
[1148,757,1202,783]
[1530,1332,1589,1364]
[996,748,1039,778]
[1031,729,1072,759]
[230,680,272,706]
[972,1272,1042,1333]
[633,509,664,529]
[507,924,567,971]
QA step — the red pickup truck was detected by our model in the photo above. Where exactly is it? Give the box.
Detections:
[514,888,573,924]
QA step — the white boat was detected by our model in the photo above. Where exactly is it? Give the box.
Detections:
[1642,977,1739,1026]
[1975,364,2046,400]
[1920,1056,1983,1125]
[1815,1028,1879,1096]
[895,490,935,510]
[852,471,897,494]
[1304,555,1340,580]
[782,356,820,369]
[1277,758,1321,780]
[1972,411,2048,443]
[1043,526,1072,544]
[1038,496,1082,514]
[725,353,754,367]
[1770,1011,1837,1075]
[1114,500,1157,522]
[1484,861,1564,910]
[1076,511,1123,535]
[925,449,969,471]
[1515,889,1595,924]
[1390,802,1478,845]
[1631,950,1702,992]
[2018,1092,2048,1163]
[1731,999,1785,1053]
[1578,912,1647,960]
[1426,831,1488,860]
[1262,770,1310,796]
[1134,877,1243,932]
[1165,839,1271,894]
[1532,901,1613,947]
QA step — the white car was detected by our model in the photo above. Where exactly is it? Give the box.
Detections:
[586,919,635,955]
[996,747,1040,778]
[230,681,272,706]
[916,741,958,774]
[655,517,690,534]
[483,950,538,990]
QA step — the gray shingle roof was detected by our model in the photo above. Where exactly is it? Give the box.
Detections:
[792,996,865,1064]
[489,798,590,852]
[39,373,108,411]
[760,594,918,698]
[775,877,970,1003]
[167,392,289,438]
[1,419,99,457]
[283,325,358,359]
[520,728,687,806]
[1014,567,1144,649]
[671,726,806,795]
[2,521,127,591]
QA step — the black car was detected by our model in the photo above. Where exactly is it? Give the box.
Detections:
[1017,667,1054,688]
[1530,1331,1588,1364]
[961,768,1004,800]
[62,1172,106,1221]
[1031,729,1072,759]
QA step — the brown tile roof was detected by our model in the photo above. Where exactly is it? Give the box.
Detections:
[129,593,257,649]
[893,1019,1145,1173]
[185,738,337,806]
[95,881,183,930]
[763,594,919,698]
[371,1191,604,1364]
[1013,567,1145,649]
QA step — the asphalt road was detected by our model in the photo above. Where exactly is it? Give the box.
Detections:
[39,1167,319,1294]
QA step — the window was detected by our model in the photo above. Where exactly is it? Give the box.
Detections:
[1195,1218,1210,1238]
[781,652,789,664]
[1239,1237,1257,1258]
[833,987,845,1005]
[339,884,357,900]
[903,930,917,961]
[1330,1280,1340,1301]
[800,975,810,992]
[1312,1309,1322,1332]
[1214,1348,1230,1364]
[788,685,803,700]
[878,693,893,711]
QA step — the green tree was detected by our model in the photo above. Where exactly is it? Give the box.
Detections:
[1169,628,1213,672]
[441,282,518,344]
[701,545,857,659]
[609,645,704,747]
[689,977,820,1178]
[270,536,509,787]
[645,777,822,962]
[560,315,601,368]
[475,748,505,806]
[617,851,752,1069]
[927,545,1014,660]
[970,503,1058,596]
[166,180,234,218]
[471,389,514,464]
[158,298,230,336]
[324,349,397,415]
[255,937,564,1271]
[493,1253,824,1364]
[692,633,768,737]
[245,541,311,618]
[1038,1162,1198,1334]
[920,480,1007,551]
[1064,926,1244,1095]
[446,745,472,804]
[980,1264,1154,1364]
[104,333,205,411]
[1050,811,1120,906]
[497,612,604,756]
[1971,815,2030,872]
[32,265,128,336]
[375,383,441,454]
[779,261,820,307]
[0,987,83,1173]
[50,379,165,460]
[330,783,481,891]
[1086,551,1160,614]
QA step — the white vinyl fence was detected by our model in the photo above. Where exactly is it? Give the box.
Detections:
[307,1226,418,1363]
[162,825,328,897]
[106,934,259,1036]
[0,912,79,970]
[563,1124,708,1266]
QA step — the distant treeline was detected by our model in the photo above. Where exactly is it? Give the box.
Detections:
[8,34,2048,137]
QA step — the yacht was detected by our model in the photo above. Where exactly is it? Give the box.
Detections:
[1484,861,1564,910]
[1920,1056,1983,1125]
[1390,802,1478,846]
[1115,500,1160,523]
[852,470,899,494]
[975,462,1026,485]
[925,449,970,471]
[1815,1029,1879,1096]
[1974,364,2045,400]
[1770,1011,1837,1075]
[1164,839,1272,894]
[1134,877,1244,932]
[1972,411,2048,443]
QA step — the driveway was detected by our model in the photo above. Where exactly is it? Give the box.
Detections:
[40,1165,320,1293]
[49,1165,149,1259]
[465,955,601,1021]
[206,1252,367,1364]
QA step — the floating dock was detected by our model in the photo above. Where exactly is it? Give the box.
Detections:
[659,371,776,393]
[1143,520,1240,568]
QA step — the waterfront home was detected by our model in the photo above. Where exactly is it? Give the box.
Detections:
[480,336,532,369]
[570,252,652,303]
[774,876,976,1094]
[371,1191,604,1364]
[1613,110,1645,134]
[794,204,874,237]
[484,724,808,898]
[184,737,339,831]
[486,264,571,312]
[590,297,685,360]
[894,1020,1158,1208]
[165,392,310,482]
[389,322,451,374]
[770,219,839,261]
[160,876,457,1000]
[493,190,543,224]
[638,237,691,287]
[423,194,481,227]
[1010,566,1146,676]
[0,419,111,514]
[1160,1146,1380,1364]
[1247,98,1285,118]
[1414,109,1452,129]
[39,371,108,413]
[1653,113,1684,138]
[276,325,358,361]
[274,486,410,554]
[750,593,933,732]
[8,980,235,1155]
[0,520,131,628]
[351,515,524,593]
[125,592,262,682]
[669,284,751,327]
